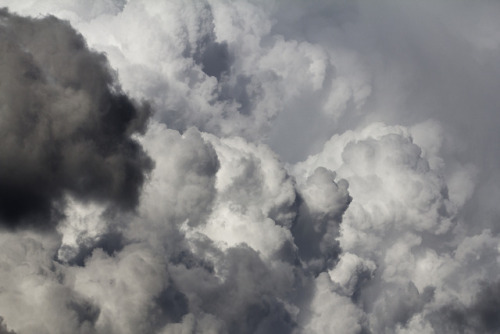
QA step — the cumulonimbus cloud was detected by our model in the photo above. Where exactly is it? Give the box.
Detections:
[0,0,500,333]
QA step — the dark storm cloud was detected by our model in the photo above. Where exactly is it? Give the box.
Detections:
[0,9,151,228]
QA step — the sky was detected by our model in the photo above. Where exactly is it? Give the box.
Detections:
[0,0,499,333]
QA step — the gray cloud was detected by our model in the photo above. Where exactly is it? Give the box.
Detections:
[430,280,500,333]
[0,0,500,333]
[0,9,151,228]
[0,317,16,334]
[292,167,351,274]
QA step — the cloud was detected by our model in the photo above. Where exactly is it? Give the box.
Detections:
[292,167,351,274]
[2,0,372,162]
[0,9,151,228]
[292,121,488,332]
[429,280,500,333]
[301,273,367,334]
[0,317,16,334]
[69,245,168,334]
[197,133,297,257]
[0,0,500,333]
[0,231,100,334]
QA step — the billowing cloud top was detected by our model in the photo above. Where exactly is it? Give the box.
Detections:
[0,0,500,333]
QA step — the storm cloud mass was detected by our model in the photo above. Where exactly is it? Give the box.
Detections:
[0,9,151,227]
[0,0,499,333]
